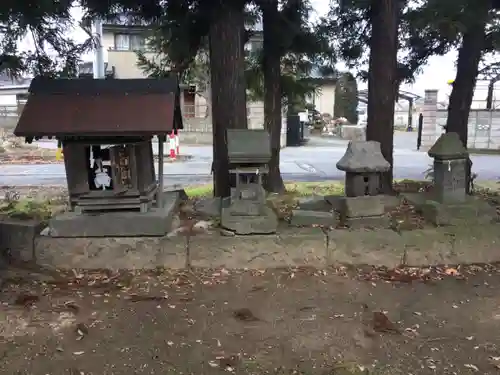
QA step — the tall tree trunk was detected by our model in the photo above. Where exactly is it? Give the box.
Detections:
[262,0,285,193]
[209,2,248,197]
[445,1,489,193]
[366,0,399,194]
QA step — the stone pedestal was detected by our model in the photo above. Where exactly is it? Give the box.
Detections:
[47,191,181,237]
[221,205,278,234]
[338,196,389,228]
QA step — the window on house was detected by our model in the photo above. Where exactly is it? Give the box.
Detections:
[130,35,146,50]
[114,33,147,51]
[114,34,129,50]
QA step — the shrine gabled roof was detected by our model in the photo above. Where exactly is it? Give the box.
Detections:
[14,77,183,138]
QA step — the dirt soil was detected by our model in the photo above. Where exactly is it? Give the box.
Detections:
[1,264,500,375]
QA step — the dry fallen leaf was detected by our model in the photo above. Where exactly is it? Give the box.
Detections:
[75,323,88,340]
[14,294,39,307]
[233,308,260,322]
[372,311,400,334]
[445,267,459,276]
[464,363,479,371]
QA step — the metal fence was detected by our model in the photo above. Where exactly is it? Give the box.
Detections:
[181,102,265,133]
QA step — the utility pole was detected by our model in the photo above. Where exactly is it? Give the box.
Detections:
[92,19,105,79]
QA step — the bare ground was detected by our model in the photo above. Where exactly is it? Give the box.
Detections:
[1,264,500,375]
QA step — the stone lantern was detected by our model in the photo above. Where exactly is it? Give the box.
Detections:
[336,141,390,197]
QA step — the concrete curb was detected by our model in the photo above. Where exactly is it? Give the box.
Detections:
[32,224,500,270]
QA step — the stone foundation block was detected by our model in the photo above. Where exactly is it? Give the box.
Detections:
[0,219,44,262]
[290,210,336,227]
[340,196,385,218]
[189,228,327,269]
[34,236,186,270]
[344,215,390,229]
[297,197,333,212]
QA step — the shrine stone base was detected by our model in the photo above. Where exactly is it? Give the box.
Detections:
[402,192,498,227]
[47,191,182,238]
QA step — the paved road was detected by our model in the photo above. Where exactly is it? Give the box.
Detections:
[1,132,499,187]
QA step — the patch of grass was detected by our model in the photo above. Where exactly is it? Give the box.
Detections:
[184,184,214,198]
[284,181,344,197]
[0,199,56,221]
[185,181,346,199]
[475,180,500,193]
[185,179,431,199]
[393,179,432,193]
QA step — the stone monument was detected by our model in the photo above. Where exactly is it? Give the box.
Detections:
[14,77,184,237]
[427,132,468,203]
[336,141,391,228]
[220,129,278,234]
[403,132,497,226]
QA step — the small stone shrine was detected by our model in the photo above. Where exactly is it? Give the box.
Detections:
[14,77,183,237]
[336,141,390,227]
[427,132,468,203]
[402,132,497,226]
[220,129,278,234]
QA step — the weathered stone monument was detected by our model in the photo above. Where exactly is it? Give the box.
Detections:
[14,77,184,237]
[336,141,390,227]
[404,132,497,226]
[427,132,468,203]
[220,129,278,234]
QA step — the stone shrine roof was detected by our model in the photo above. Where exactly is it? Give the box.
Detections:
[336,141,390,173]
[227,129,271,164]
[14,77,183,139]
[428,132,468,159]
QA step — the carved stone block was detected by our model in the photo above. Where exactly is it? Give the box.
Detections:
[433,158,467,203]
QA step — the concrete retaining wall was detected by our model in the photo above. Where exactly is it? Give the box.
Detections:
[420,90,500,150]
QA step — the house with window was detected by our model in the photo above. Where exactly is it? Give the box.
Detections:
[96,16,266,117]
[101,16,151,79]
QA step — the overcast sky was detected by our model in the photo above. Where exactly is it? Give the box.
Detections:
[310,0,460,101]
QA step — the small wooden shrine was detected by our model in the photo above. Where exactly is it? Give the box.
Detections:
[14,77,183,215]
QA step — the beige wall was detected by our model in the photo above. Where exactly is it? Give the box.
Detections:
[308,83,336,117]
[317,83,335,117]
[102,31,156,79]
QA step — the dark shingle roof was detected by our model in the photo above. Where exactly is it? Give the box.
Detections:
[14,77,183,137]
